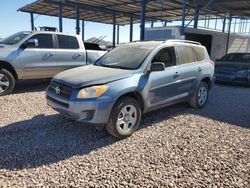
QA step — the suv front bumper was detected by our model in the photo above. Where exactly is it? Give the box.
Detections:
[46,94,114,125]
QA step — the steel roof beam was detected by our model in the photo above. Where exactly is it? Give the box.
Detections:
[60,0,168,23]
[185,0,215,27]
[212,0,248,3]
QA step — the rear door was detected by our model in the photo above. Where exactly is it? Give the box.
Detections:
[16,33,57,79]
[147,47,183,109]
[175,45,201,95]
[54,34,86,73]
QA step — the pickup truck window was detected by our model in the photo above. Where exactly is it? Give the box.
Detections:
[29,34,53,49]
[57,35,79,49]
[0,32,29,45]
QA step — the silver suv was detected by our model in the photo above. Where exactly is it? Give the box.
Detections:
[46,40,215,138]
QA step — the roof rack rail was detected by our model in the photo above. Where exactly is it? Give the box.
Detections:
[165,40,201,45]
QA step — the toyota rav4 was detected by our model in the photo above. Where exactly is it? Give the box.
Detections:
[46,40,214,138]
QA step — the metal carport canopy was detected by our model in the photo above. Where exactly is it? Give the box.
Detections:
[19,0,250,45]
[19,0,250,26]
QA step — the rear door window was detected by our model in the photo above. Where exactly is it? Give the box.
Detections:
[57,35,79,49]
[176,46,195,65]
[29,34,53,49]
[193,47,205,61]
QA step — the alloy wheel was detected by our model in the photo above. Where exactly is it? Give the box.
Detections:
[116,105,137,134]
[197,85,207,106]
[0,73,10,93]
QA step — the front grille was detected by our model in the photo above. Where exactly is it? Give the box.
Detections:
[46,96,69,108]
[48,81,72,100]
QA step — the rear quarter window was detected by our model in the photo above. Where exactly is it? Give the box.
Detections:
[193,47,206,61]
[57,35,79,49]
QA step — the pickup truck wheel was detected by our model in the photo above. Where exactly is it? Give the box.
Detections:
[189,81,208,109]
[0,68,15,96]
[105,97,141,139]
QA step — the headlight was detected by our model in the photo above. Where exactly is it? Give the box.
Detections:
[77,85,109,99]
[236,70,249,75]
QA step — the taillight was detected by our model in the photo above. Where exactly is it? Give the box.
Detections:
[209,60,215,66]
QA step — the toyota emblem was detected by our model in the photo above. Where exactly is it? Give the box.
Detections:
[55,86,61,94]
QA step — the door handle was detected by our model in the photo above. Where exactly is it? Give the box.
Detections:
[73,53,82,59]
[46,52,55,57]
[173,72,180,79]
[198,67,202,72]
[44,52,55,59]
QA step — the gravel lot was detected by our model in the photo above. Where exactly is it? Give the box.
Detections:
[0,81,249,187]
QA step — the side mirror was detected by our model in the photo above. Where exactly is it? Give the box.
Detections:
[150,62,165,72]
[21,38,39,48]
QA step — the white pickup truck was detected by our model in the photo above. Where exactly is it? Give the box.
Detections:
[0,31,106,95]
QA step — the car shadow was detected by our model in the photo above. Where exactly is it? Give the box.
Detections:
[186,84,250,129]
[13,80,51,94]
[0,105,185,170]
[0,114,116,170]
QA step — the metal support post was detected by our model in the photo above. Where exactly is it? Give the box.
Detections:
[245,20,249,34]
[130,16,133,42]
[82,20,85,41]
[181,0,187,36]
[76,4,80,35]
[117,25,120,45]
[140,0,146,41]
[233,18,236,33]
[30,13,34,31]
[215,16,218,30]
[112,13,116,47]
[222,17,226,32]
[194,5,199,29]
[226,16,232,55]
[58,2,63,32]
[207,14,210,28]
[151,21,154,28]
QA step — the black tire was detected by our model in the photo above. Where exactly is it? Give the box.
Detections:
[0,68,15,96]
[189,82,209,109]
[105,96,142,139]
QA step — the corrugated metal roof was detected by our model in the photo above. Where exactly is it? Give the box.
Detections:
[18,0,250,25]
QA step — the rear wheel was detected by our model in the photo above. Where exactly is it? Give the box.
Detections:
[105,97,141,138]
[0,68,15,96]
[189,82,209,109]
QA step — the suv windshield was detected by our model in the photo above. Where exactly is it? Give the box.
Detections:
[95,44,156,70]
[220,53,250,63]
[0,32,30,45]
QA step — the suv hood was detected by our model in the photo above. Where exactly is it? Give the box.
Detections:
[0,44,18,58]
[54,64,134,88]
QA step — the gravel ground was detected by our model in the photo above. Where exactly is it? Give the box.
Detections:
[0,81,249,187]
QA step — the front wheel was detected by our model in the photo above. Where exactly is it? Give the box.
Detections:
[0,68,15,96]
[105,97,142,139]
[189,82,209,109]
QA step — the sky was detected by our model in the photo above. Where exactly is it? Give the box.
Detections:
[0,1,237,42]
[0,0,143,42]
